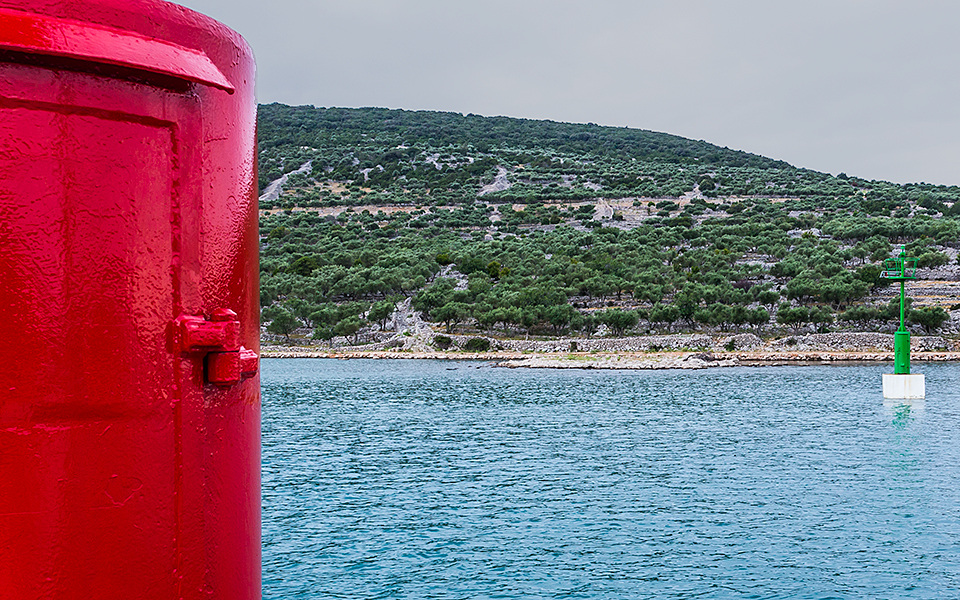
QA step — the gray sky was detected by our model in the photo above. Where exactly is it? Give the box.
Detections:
[177,0,960,185]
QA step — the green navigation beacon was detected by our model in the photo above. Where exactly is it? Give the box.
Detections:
[880,245,925,398]
[881,245,918,373]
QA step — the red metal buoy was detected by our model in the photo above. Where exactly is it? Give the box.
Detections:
[0,1,260,598]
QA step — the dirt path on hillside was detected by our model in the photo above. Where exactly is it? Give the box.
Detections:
[259,160,312,204]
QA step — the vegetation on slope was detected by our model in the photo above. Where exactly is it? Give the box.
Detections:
[257,105,959,344]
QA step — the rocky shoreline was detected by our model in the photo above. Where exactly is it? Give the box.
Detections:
[260,345,960,370]
[262,310,960,370]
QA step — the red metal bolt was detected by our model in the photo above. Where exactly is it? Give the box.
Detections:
[210,308,238,322]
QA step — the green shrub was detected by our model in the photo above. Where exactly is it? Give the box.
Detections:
[433,335,453,349]
[463,337,490,352]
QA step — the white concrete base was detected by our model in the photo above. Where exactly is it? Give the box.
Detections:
[882,373,925,399]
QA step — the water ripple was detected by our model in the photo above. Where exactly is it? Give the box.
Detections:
[262,360,960,599]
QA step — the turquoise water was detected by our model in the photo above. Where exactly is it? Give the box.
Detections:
[261,360,960,599]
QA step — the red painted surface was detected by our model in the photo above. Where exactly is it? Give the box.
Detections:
[0,1,260,598]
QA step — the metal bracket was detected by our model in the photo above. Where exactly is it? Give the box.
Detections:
[175,309,258,386]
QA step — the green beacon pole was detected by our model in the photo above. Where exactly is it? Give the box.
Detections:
[880,245,924,399]
[881,245,917,374]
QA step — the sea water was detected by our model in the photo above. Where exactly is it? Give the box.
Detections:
[261,359,960,599]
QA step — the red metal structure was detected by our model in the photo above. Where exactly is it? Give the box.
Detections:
[0,1,260,598]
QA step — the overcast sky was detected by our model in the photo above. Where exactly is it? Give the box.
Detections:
[177,0,960,186]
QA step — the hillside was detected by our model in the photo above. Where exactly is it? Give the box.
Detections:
[256,104,960,350]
